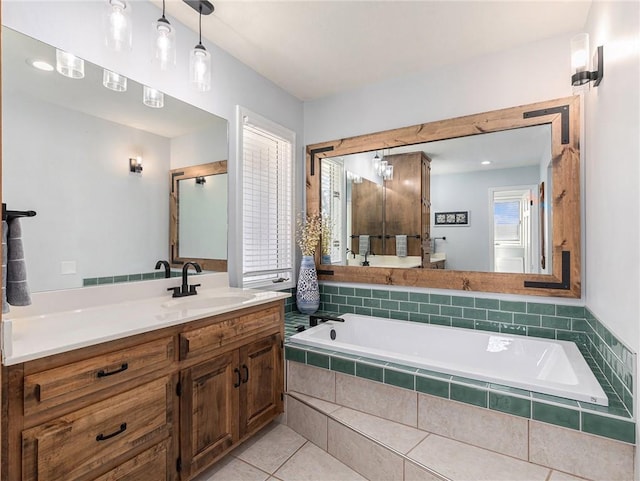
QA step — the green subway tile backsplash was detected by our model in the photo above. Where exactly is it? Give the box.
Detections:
[533,402,580,430]
[489,392,531,418]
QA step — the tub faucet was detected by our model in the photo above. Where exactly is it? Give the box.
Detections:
[346,248,356,259]
[362,250,374,266]
[167,262,202,298]
[310,315,344,327]
[155,260,171,278]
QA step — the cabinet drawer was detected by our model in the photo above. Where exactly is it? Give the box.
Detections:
[24,337,174,414]
[93,439,171,481]
[179,306,281,360]
[22,377,172,481]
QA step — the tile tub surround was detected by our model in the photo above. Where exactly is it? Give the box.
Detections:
[286,364,636,481]
[292,283,636,417]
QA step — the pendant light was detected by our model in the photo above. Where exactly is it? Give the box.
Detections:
[103,69,127,92]
[154,0,176,71]
[189,2,212,92]
[56,49,84,79]
[143,86,164,108]
[105,0,132,52]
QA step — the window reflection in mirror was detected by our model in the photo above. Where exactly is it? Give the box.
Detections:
[320,124,552,274]
[1,27,229,292]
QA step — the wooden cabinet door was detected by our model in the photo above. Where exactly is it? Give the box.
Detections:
[238,333,283,438]
[179,351,239,479]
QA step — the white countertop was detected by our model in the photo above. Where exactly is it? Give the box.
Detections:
[2,274,290,366]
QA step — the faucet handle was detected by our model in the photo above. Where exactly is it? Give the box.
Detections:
[189,284,201,294]
[167,286,181,298]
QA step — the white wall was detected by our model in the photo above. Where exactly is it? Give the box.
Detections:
[3,92,169,290]
[431,166,539,271]
[170,121,227,170]
[2,0,304,287]
[582,0,640,454]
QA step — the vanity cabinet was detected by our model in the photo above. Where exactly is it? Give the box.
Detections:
[2,301,285,481]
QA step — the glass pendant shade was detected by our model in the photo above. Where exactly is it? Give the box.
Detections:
[190,44,211,92]
[103,69,127,91]
[571,33,590,86]
[105,0,132,52]
[55,49,84,79]
[143,86,164,108]
[154,17,176,71]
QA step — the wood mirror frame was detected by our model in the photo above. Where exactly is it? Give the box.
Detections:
[306,96,581,298]
[170,161,228,272]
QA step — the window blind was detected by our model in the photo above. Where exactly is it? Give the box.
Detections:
[321,158,344,263]
[494,199,521,243]
[241,122,293,287]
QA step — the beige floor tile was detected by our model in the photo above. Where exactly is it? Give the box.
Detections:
[287,362,336,402]
[417,393,528,459]
[274,442,368,481]
[332,406,429,454]
[287,395,330,450]
[529,421,634,481]
[328,418,404,481]
[549,470,593,481]
[404,460,450,481]
[408,434,550,481]
[291,392,342,414]
[234,422,307,474]
[335,373,417,426]
[191,456,270,481]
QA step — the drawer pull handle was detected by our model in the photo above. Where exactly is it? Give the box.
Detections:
[233,368,241,388]
[97,363,129,378]
[241,364,249,384]
[96,423,127,441]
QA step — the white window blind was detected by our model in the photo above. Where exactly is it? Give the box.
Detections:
[321,158,344,263]
[241,115,294,288]
[494,199,522,243]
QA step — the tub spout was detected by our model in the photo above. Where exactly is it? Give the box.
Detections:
[310,315,345,327]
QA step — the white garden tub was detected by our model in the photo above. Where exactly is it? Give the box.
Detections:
[290,313,608,406]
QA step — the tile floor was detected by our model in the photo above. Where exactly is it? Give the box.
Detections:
[191,422,367,481]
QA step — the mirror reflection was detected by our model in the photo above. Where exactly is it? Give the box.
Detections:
[2,27,229,292]
[321,124,552,274]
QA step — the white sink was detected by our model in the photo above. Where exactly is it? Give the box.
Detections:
[162,293,255,311]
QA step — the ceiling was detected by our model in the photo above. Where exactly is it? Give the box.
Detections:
[158,0,593,101]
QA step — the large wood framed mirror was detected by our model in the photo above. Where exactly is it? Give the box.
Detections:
[170,161,228,271]
[306,96,581,298]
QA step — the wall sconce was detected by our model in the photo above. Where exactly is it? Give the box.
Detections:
[143,86,164,108]
[55,49,84,79]
[195,176,206,185]
[571,33,603,87]
[105,0,132,52]
[129,156,143,174]
[103,69,127,91]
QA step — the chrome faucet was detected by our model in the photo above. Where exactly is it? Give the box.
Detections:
[362,250,374,266]
[155,260,171,278]
[167,261,202,298]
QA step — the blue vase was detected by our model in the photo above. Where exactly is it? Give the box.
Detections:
[296,255,320,315]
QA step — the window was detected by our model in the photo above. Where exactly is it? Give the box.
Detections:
[494,198,522,244]
[238,107,295,288]
[320,158,344,264]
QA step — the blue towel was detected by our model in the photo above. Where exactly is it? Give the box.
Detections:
[2,221,7,313]
[358,235,370,255]
[6,218,31,308]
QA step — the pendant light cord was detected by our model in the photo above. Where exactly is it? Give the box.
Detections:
[162,0,166,19]
[198,4,203,46]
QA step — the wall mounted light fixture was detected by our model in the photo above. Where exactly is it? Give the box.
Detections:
[195,176,207,185]
[143,86,164,108]
[105,0,132,52]
[129,156,143,174]
[56,49,84,79]
[185,0,214,92]
[103,69,127,91]
[154,0,176,71]
[571,33,603,87]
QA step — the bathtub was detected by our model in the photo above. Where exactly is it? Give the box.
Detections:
[290,313,608,406]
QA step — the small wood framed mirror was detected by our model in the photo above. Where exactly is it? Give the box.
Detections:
[170,161,228,271]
